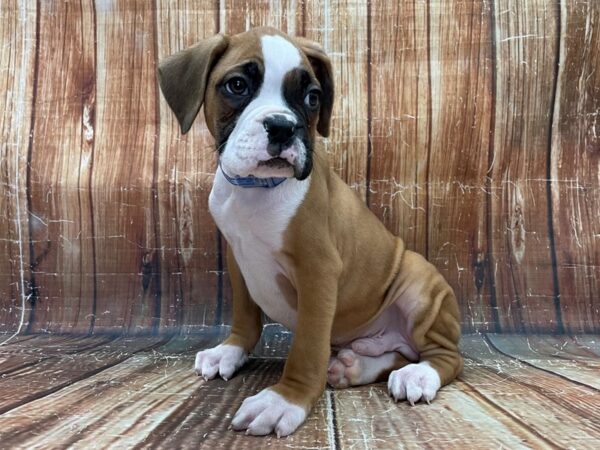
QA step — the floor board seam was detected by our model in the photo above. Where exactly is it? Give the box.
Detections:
[0,335,37,345]
[327,389,341,450]
[0,336,118,377]
[325,390,337,450]
[483,334,600,392]
[0,337,171,416]
[459,378,565,450]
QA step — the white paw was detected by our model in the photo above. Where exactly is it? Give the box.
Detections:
[231,389,307,437]
[388,362,441,405]
[194,344,248,381]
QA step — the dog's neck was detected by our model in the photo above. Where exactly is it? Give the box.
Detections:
[219,161,288,189]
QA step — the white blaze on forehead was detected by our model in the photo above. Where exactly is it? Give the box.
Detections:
[259,35,302,101]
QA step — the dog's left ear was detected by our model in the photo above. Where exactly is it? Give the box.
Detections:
[157,34,229,134]
[295,37,334,137]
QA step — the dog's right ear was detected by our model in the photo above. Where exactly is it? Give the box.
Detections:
[157,34,229,134]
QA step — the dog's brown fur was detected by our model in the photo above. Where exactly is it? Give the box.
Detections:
[221,146,462,410]
[159,26,463,419]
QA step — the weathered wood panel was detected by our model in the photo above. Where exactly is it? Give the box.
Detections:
[221,0,301,35]
[91,0,161,333]
[135,358,332,449]
[1,333,599,448]
[0,1,598,334]
[486,334,600,389]
[368,1,429,256]
[426,1,494,333]
[0,334,112,374]
[0,1,35,335]
[0,331,333,449]
[155,0,221,332]
[551,1,600,333]
[489,0,562,333]
[0,336,166,414]
[26,0,97,333]
[460,336,600,449]
[334,385,554,449]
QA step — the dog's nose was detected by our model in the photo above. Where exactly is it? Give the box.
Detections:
[263,115,296,147]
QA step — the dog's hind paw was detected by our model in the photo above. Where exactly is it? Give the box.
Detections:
[327,349,363,388]
[387,362,441,405]
[194,344,248,381]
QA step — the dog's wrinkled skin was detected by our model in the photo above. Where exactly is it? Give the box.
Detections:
[158,27,463,437]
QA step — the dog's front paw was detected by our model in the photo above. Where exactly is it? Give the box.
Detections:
[194,344,248,381]
[231,389,307,437]
[388,362,441,405]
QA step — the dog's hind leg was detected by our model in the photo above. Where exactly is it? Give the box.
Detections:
[385,250,463,404]
[327,350,410,389]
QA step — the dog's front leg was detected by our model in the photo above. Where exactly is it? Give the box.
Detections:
[194,246,262,380]
[231,256,341,437]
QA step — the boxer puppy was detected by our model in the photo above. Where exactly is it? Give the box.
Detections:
[158,27,463,437]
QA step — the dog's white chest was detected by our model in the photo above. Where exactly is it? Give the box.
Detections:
[209,171,310,330]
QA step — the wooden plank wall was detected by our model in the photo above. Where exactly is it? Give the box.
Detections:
[0,0,598,335]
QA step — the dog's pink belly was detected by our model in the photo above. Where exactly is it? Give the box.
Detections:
[331,301,419,362]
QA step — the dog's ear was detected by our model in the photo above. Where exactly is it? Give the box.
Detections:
[295,37,334,137]
[157,34,229,134]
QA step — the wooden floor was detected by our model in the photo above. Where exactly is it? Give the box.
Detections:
[0,328,599,449]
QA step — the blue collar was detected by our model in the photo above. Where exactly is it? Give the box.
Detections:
[220,163,287,188]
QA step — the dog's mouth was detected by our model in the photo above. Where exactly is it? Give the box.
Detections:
[257,157,293,170]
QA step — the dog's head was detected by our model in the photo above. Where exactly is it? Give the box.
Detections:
[158,27,334,181]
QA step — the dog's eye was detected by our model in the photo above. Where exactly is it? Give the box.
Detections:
[225,77,249,96]
[304,90,320,109]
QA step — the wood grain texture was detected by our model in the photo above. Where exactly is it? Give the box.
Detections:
[489,0,562,333]
[460,335,600,449]
[486,333,600,389]
[572,335,600,356]
[427,1,494,332]
[91,0,160,333]
[305,0,370,200]
[155,0,221,332]
[0,334,36,346]
[0,331,333,449]
[367,0,429,256]
[0,335,166,414]
[134,358,333,449]
[221,0,301,35]
[1,332,598,448]
[0,1,598,334]
[0,334,112,374]
[333,385,555,449]
[550,1,600,333]
[26,0,97,334]
[0,1,36,335]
